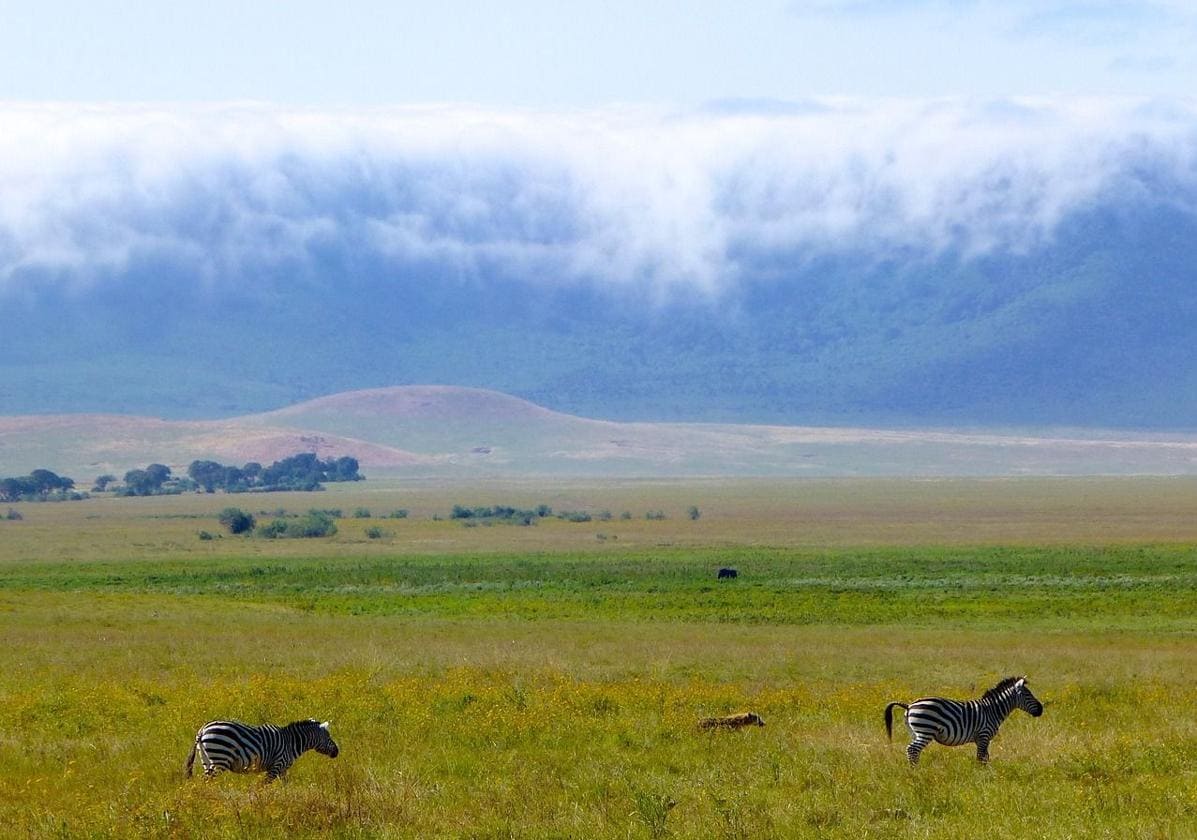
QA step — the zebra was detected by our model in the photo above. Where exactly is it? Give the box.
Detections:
[185,719,339,782]
[885,676,1044,764]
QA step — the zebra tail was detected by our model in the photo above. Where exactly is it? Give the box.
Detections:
[185,737,199,777]
[884,702,909,741]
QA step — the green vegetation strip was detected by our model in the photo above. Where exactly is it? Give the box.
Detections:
[4,544,1195,628]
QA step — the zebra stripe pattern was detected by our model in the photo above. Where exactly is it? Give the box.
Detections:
[185,718,339,782]
[885,676,1043,764]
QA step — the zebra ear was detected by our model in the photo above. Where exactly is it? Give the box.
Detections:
[1016,677,1026,687]
[320,721,330,729]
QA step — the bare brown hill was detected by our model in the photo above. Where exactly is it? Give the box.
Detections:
[259,385,566,424]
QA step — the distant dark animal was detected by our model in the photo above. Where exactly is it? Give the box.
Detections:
[885,676,1044,764]
[185,719,339,782]
[699,711,765,730]
[717,568,738,579]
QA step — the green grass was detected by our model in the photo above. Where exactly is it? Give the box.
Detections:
[2,544,1196,629]
[3,479,1197,837]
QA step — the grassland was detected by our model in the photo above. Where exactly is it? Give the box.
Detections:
[2,478,1197,838]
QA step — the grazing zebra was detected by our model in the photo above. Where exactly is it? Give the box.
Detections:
[885,676,1044,764]
[185,719,339,782]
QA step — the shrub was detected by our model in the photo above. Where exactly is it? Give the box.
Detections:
[365,526,384,539]
[353,507,372,519]
[291,510,338,538]
[217,507,256,535]
[5,507,22,521]
[258,519,289,539]
[388,509,409,519]
[688,506,701,520]
[645,510,667,521]
[197,530,216,541]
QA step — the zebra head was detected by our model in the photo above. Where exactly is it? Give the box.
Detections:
[315,721,340,757]
[292,719,340,758]
[1014,678,1044,717]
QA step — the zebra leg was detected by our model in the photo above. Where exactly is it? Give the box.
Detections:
[975,737,991,764]
[906,735,932,765]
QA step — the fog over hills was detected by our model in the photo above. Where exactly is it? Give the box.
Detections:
[2,99,1196,428]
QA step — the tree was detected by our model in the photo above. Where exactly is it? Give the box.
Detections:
[122,469,154,496]
[0,478,29,502]
[30,469,72,493]
[188,460,225,493]
[92,474,117,492]
[331,456,362,481]
[221,466,246,491]
[145,464,171,486]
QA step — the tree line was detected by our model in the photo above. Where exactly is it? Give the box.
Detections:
[0,469,84,502]
[2,453,363,502]
[186,453,363,493]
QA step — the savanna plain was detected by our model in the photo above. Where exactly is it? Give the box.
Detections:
[3,477,1197,838]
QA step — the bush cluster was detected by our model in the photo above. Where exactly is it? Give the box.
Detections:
[259,510,339,539]
[116,464,193,497]
[214,506,339,539]
[450,504,552,526]
[187,453,363,493]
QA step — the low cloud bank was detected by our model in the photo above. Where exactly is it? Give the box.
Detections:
[2,98,1195,299]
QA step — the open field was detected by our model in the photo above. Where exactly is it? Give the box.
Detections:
[3,478,1197,837]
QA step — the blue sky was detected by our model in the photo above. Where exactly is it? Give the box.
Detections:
[2,1,1194,105]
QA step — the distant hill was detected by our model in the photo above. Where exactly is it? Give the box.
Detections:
[3,386,1197,479]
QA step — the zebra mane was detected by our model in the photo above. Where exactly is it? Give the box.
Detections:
[981,676,1023,703]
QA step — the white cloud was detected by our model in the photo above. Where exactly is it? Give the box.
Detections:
[0,99,1194,298]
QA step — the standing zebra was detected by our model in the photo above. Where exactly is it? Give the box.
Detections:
[885,676,1044,764]
[185,719,339,782]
